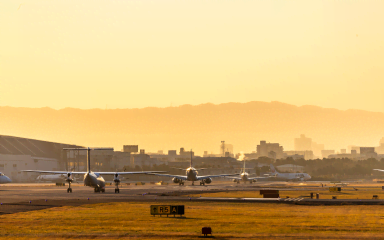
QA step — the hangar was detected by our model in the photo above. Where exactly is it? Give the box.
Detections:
[0,135,81,182]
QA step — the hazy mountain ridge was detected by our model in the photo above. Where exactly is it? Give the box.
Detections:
[1,101,384,155]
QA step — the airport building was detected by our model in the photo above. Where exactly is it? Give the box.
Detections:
[0,135,81,182]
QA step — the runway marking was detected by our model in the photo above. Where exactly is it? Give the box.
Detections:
[284,198,304,202]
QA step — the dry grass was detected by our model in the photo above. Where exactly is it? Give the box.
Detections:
[1,201,384,239]
[190,186,384,199]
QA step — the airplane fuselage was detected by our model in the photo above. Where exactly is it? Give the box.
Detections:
[275,172,311,181]
[83,172,105,189]
[0,173,11,184]
[186,167,198,181]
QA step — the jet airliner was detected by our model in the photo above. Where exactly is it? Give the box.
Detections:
[148,151,238,186]
[227,161,266,184]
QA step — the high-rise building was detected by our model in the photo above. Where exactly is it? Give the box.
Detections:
[294,134,312,151]
[257,141,285,159]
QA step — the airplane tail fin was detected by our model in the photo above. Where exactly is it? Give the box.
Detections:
[87,148,91,173]
[270,163,278,174]
[190,150,192,168]
[243,160,246,173]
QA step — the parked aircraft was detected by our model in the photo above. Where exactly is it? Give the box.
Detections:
[36,174,76,183]
[268,164,311,181]
[23,147,165,193]
[0,172,12,184]
[148,151,238,186]
[227,161,265,184]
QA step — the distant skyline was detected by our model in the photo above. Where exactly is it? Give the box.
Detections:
[1,1,384,112]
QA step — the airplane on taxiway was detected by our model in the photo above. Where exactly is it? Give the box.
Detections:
[148,151,239,186]
[227,160,266,184]
[0,172,12,184]
[267,164,311,181]
[23,147,165,193]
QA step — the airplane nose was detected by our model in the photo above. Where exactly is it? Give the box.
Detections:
[6,177,12,183]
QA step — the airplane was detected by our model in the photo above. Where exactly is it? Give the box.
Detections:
[23,147,165,193]
[36,174,76,183]
[0,172,12,184]
[268,164,311,181]
[147,151,239,186]
[227,160,265,184]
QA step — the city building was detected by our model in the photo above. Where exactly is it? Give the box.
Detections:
[257,141,285,159]
[284,151,314,160]
[360,147,377,159]
[321,150,335,159]
[294,134,312,151]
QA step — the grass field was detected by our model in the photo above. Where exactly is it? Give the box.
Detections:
[189,185,384,200]
[1,201,384,239]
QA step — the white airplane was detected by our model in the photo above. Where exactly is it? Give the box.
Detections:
[23,147,165,193]
[268,164,311,181]
[36,174,75,183]
[227,161,265,184]
[148,151,239,186]
[0,172,12,184]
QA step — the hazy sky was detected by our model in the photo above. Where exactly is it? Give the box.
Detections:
[1,1,384,111]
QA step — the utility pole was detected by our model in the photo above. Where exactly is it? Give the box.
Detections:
[221,141,225,157]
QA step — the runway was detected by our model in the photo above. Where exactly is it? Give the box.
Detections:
[0,181,383,215]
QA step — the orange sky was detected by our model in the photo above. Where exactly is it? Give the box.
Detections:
[1,1,384,112]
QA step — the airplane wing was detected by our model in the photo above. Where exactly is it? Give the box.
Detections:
[95,171,167,175]
[146,173,188,180]
[22,170,166,175]
[225,176,242,180]
[374,169,384,172]
[197,173,239,180]
[248,176,268,180]
[171,168,187,171]
[22,170,86,175]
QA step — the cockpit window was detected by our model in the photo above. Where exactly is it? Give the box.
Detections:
[0,173,4,176]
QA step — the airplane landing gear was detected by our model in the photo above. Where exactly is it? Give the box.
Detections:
[200,182,205,186]
[114,179,120,193]
[192,182,194,186]
[94,187,100,193]
[66,177,73,193]
[179,182,184,186]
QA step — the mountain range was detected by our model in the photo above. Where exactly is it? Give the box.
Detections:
[1,101,384,155]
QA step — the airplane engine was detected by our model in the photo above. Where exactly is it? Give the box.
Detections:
[114,173,120,183]
[252,179,257,183]
[204,178,212,184]
[66,173,73,182]
[172,177,180,183]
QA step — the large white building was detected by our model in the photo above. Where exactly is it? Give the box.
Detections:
[0,135,81,182]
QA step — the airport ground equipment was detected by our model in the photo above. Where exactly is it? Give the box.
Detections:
[329,187,341,192]
[150,205,184,217]
[260,189,280,198]
[22,147,165,193]
[147,150,239,186]
[201,227,212,237]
